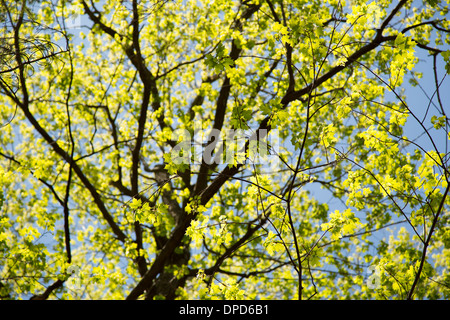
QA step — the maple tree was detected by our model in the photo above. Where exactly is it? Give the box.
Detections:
[0,0,449,300]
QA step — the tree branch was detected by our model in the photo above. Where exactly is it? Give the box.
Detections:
[193,3,261,196]
[29,279,64,300]
[407,184,450,299]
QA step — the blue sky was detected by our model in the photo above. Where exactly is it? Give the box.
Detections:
[12,0,449,298]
